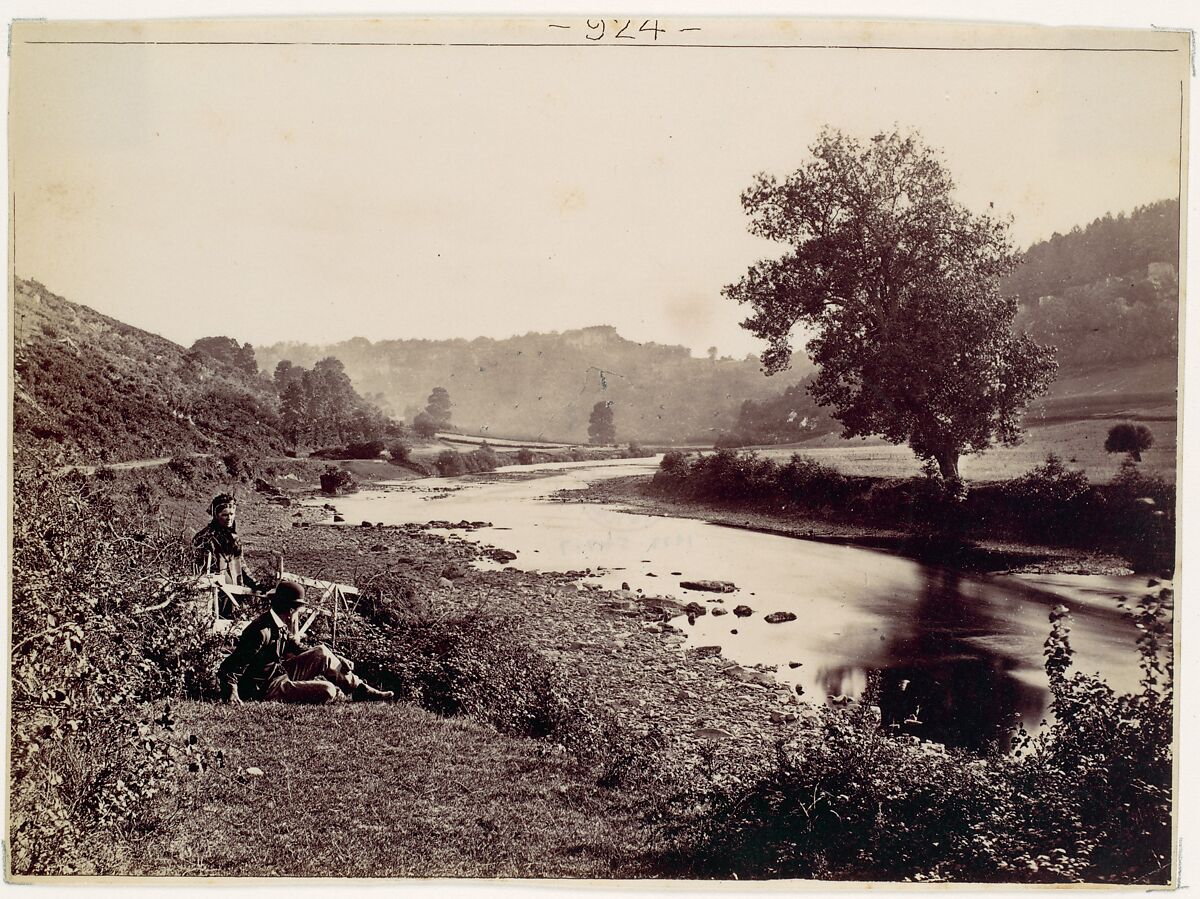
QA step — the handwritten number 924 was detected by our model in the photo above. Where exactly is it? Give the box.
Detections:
[586,19,665,41]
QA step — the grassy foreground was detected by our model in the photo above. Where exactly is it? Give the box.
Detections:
[129,701,647,878]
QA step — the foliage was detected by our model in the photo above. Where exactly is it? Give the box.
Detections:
[388,441,412,464]
[10,456,226,875]
[434,447,499,477]
[311,440,386,460]
[731,377,835,445]
[425,387,453,426]
[274,356,392,450]
[1103,460,1175,572]
[1104,423,1155,462]
[656,590,1174,884]
[516,448,535,465]
[999,455,1096,543]
[650,450,1172,568]
[319,466,358,495]
[587,401,616,445]
[1005,199,1179,369]
[412,411,439,439]
[723,129,1057,478]
[190,336,258,376]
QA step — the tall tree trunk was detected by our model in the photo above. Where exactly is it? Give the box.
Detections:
[935,450,960,480]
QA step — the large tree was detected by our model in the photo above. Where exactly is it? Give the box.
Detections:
[724,129,1057,479]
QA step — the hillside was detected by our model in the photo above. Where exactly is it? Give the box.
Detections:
[1003,199,1179,371]
[257,327,813,445]
[12,279,288,463]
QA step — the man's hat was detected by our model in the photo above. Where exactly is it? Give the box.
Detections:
[268,580,308,609]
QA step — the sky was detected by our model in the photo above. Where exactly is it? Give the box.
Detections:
[9,16,1188,359]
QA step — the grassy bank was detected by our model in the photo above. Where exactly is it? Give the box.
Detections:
[128,702,648,878]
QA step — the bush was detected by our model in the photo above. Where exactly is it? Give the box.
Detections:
[10,457,222,875]
[1000,455,1098,543]
[1101,459,1175,571]
[516,448,535,465]
[387,441,412,465]
[776,454,848,510]
[311,440,386,460]
[319,466,357,495]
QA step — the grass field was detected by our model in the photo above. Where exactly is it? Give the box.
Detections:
[756,417,1176,484]
[129,701,647,878]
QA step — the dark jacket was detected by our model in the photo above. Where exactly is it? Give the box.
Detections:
[217,610,303,701]
[193,522,260,591]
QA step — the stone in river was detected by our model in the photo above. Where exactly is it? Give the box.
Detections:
[788,661,803,668]
[683,601,707,618]
[670,571,682,576]
[732,605,753,617]
[711,607,729,616]
[333,515,345,523]
[730,629,738,635]
[764,611,797,624]
[680,580,737,593]
[361,521,373,528]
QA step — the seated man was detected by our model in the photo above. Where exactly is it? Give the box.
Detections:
[218,580,394,704]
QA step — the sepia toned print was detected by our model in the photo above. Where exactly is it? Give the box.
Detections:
[7,16,1186,884]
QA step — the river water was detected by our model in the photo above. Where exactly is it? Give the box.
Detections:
[312,457,1152,750]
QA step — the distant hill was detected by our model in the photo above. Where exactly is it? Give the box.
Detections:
[1003,199,1179,372]
[256,328,814,444]
[13,278,289,463]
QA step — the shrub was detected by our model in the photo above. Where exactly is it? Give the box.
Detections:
[319,466,357,495]
[1101,459,1175,571]
[776,454,848,510]
[387,441,412,465]
[434,450,466,477]
[626,441,645,458]
[516,448,535,465]
[10,457,221,875]
[1001,455,1098,543]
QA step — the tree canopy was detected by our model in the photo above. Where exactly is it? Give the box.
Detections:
[425,387,453,426]
[588,401,616,445]
[1105,423,1154,462]
[724,128,1057,478]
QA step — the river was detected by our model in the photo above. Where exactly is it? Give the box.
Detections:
[311,457,1152,750]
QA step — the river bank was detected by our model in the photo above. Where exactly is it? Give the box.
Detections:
[554,473,1133,576]
[232,487,799,760]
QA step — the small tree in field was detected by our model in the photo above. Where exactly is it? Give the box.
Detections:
[1105,422,1154,462]
[588,401,616,445]
[724,128,1057,479]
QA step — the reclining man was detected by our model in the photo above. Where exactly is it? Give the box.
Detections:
[218,580,394,704]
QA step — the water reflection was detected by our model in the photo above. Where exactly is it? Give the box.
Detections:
[818,569,1047,750]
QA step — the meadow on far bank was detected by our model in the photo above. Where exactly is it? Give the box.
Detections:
[763,416,1176,484]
